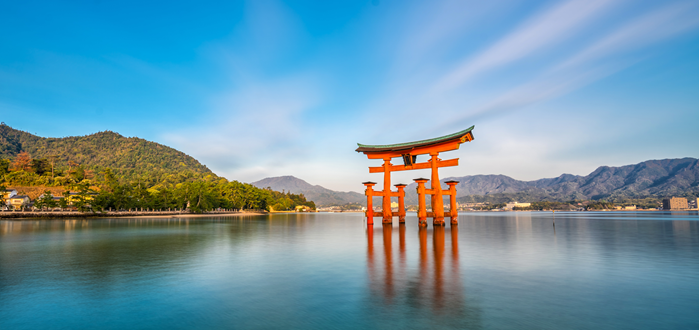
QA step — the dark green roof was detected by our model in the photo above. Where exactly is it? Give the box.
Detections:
[356,126,474,153]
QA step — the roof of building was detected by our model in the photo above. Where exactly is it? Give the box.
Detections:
[356,125,474,153]
[11,195,29,199]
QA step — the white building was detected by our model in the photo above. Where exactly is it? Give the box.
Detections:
[504,202,532,210]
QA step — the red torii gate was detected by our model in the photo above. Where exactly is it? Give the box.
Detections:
[356,126,474,227]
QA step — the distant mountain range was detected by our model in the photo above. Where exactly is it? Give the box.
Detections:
[254,158,699,206]
[442,157,699,203]
[252,176,365,206]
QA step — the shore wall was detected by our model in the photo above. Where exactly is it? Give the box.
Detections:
[0,210,266,219]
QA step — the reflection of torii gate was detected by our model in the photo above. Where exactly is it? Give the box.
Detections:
[356,126,474,227]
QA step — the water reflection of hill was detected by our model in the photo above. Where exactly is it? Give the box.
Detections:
[0,217,263,291]
[366,224,482,328]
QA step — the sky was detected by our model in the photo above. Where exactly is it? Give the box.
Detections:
[1,0,698,192]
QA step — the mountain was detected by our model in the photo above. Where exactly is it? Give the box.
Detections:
[0,123,213,183]
[401,158,699,203]
[253,158,699,207]
[252,176,365,207]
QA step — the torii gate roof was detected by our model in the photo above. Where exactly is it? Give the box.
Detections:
[355,125,474,154]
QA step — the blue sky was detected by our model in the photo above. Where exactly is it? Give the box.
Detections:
[1,0,698,192]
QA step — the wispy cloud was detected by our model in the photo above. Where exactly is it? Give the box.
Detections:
[445,1,699,129]
[557,1,699,71]
[432,0,618,93]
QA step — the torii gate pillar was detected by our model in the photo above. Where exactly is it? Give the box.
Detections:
[430,153,445,226]
[395,183,407,223]
[445,180,459,225]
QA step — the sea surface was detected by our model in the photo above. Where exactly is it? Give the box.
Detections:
[1,211,698,329]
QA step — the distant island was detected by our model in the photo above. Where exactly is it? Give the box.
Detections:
[0,124,315,213]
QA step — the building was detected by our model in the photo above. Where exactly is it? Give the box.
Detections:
[662,197,688,210]
[8,195,31,210]
[504,202,532,210]
[2,189,18,200]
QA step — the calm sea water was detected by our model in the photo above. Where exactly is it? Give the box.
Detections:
[1,212,698,329]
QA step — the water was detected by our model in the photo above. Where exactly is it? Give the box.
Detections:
[1,212,698,329]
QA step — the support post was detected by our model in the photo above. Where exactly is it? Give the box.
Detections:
[430,153,445,226]
[395,184,407,223]
[382,158,393,224]
[414,178,429,227]
[363,182,376,225]
[445,180,459,225]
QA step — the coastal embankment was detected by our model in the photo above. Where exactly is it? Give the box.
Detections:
[0,210,266,219]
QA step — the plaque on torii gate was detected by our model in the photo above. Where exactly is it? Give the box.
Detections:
[356,126,474,227]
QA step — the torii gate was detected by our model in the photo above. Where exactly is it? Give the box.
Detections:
[356,126,474,227]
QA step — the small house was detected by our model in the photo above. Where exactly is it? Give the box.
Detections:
[8,195,31,210]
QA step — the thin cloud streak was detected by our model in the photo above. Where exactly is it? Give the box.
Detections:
[443,1,699,132]
[432,0,618,93]
[557,1,699,71]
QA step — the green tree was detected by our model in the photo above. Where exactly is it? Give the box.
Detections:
[587,200,615,210]
[0,159,10,176]
[31,158,51,176]
[34,190,58,210]
[0,182,6,208]
[70,182,94,212]
[59,191,70,209]
[177,181,218,213]
[101,168,119,192]
[71,166,86,182]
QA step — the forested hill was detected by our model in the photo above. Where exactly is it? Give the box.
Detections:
[0,123,212,184]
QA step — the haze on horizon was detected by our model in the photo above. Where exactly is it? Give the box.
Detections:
[1,0,698,193]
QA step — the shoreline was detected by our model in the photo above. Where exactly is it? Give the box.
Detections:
[129,212,266,219]
[2,208,696,220]
[0,211,267,220]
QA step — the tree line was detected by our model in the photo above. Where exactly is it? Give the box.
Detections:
[1,151,315,213]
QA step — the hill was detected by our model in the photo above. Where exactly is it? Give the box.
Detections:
[0,123,213,184]
[251,176,365,207]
